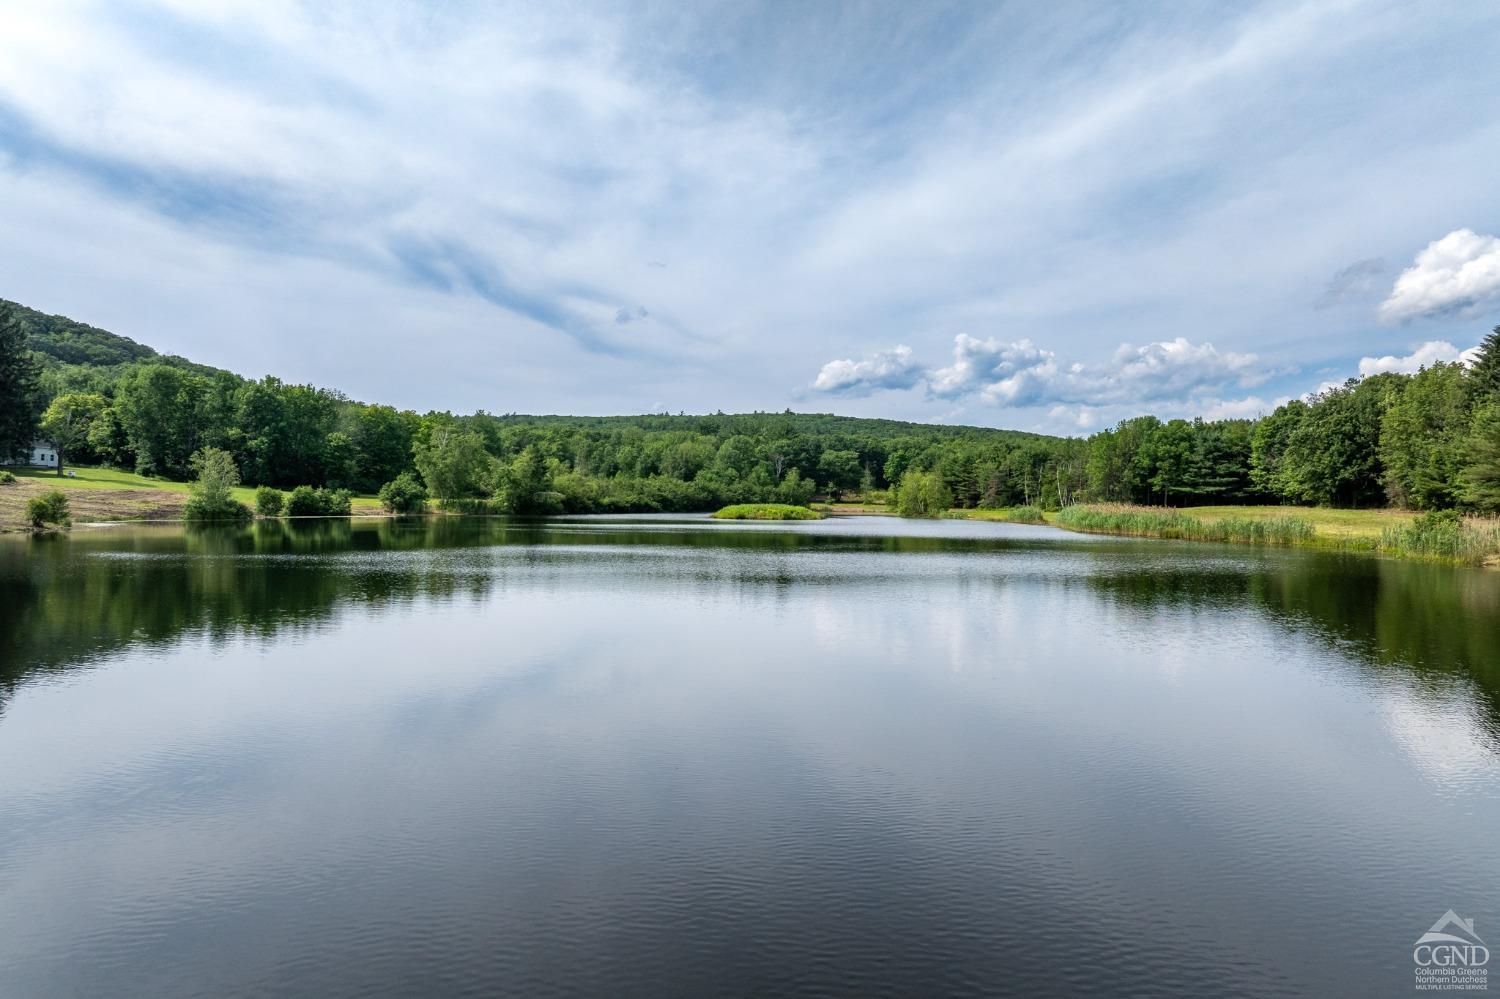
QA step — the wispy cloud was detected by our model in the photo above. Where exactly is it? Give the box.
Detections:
[1316,257,1384,308]
[0,1,1498,421]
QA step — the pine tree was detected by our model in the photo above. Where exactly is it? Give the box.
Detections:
[1459,403,1500,513]
[1469,325,1500,404]
[0,303,41,462]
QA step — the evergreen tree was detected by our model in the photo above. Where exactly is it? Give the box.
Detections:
[1469,325,1500,404]
[0,303,41,462]
[1458,403,1500,513]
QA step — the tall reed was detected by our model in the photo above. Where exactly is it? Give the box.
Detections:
[1379,511,1500,565]
[1053,504,1315,545]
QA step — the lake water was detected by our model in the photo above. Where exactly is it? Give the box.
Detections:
[1,515,1497,997]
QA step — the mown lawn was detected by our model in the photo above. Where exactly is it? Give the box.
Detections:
[11,466,382,510]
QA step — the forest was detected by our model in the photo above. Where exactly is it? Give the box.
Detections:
[2,298,1499,516]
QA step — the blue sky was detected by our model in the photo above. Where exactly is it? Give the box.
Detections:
[2,0,1499,433]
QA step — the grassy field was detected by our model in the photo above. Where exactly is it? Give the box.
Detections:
[815,501,893,516]
[1176,504,1413,540]
[1,465,382,533]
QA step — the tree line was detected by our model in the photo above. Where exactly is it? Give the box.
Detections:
[1,299,1498,515]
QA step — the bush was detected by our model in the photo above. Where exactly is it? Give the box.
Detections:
[255,486,284,517]
[183,447,252,523]
[0,470,15,484]
[27,490,71,531]
[1380,509,1500,564]
[285,485,353,517]
[894,470,953,517]
[184,493,252,523]
[772,468,815,507]
[377,472,428,514]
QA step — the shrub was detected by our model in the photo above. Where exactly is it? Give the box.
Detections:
[377,472,428,514]
[285,485,353,517]
[27,490,71,531]
[183,447,252,522]
[894,470,952,517]
[772,468,816,507]
[1380,509,1500,564]
[0,470,15,484]
[1004,505,1046,524]
[255,486,284,517]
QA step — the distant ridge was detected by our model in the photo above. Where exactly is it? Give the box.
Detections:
[4,297,1054,440]
[5,299,229,378]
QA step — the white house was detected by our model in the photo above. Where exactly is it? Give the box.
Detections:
[3,440,59,468]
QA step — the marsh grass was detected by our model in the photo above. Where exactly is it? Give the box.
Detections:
[1054,504,1315,545]
[712,503,823,520]
[1379,511,1500,566]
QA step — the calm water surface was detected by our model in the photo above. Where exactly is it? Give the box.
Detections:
[1,515,1498,998]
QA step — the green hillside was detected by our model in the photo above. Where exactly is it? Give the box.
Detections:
[7,298,228,377]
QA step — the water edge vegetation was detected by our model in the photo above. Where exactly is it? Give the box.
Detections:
[711,503,825,520]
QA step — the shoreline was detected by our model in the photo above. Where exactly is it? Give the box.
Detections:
[7,489,1497,568]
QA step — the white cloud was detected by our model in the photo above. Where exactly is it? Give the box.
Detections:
[1048,405,1099,430]
[926,334,1261,407]
[928,336,1055,400]
[1358,339,1478,376]
[1195,395,1290,420]
[810,345,921,396]
[813,334,1265,412]
[1378,229,1500,323]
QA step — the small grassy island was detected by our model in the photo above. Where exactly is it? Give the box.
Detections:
[711,503,825,521]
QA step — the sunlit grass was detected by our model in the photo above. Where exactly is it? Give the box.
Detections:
[12,466,381,509]
[943,506,1046,525]
[1054,504,1316,545]
[1181,504,1412,539]
[712,503,824,520]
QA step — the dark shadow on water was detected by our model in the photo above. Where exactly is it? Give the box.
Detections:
[1,517,1497,723]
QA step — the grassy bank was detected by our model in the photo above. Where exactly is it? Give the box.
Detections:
[1044,503,1498,566]
[1054,504,1316,545]
[0,466,382,533]
[1379,511,1500,564]
[1175,504,1413,540]
[712,503,824,520]
[943,506,1047,525]
[815,502,893,516]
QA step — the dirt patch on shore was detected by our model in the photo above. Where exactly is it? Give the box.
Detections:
[0,480,390,533]
[0,480,189,533]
